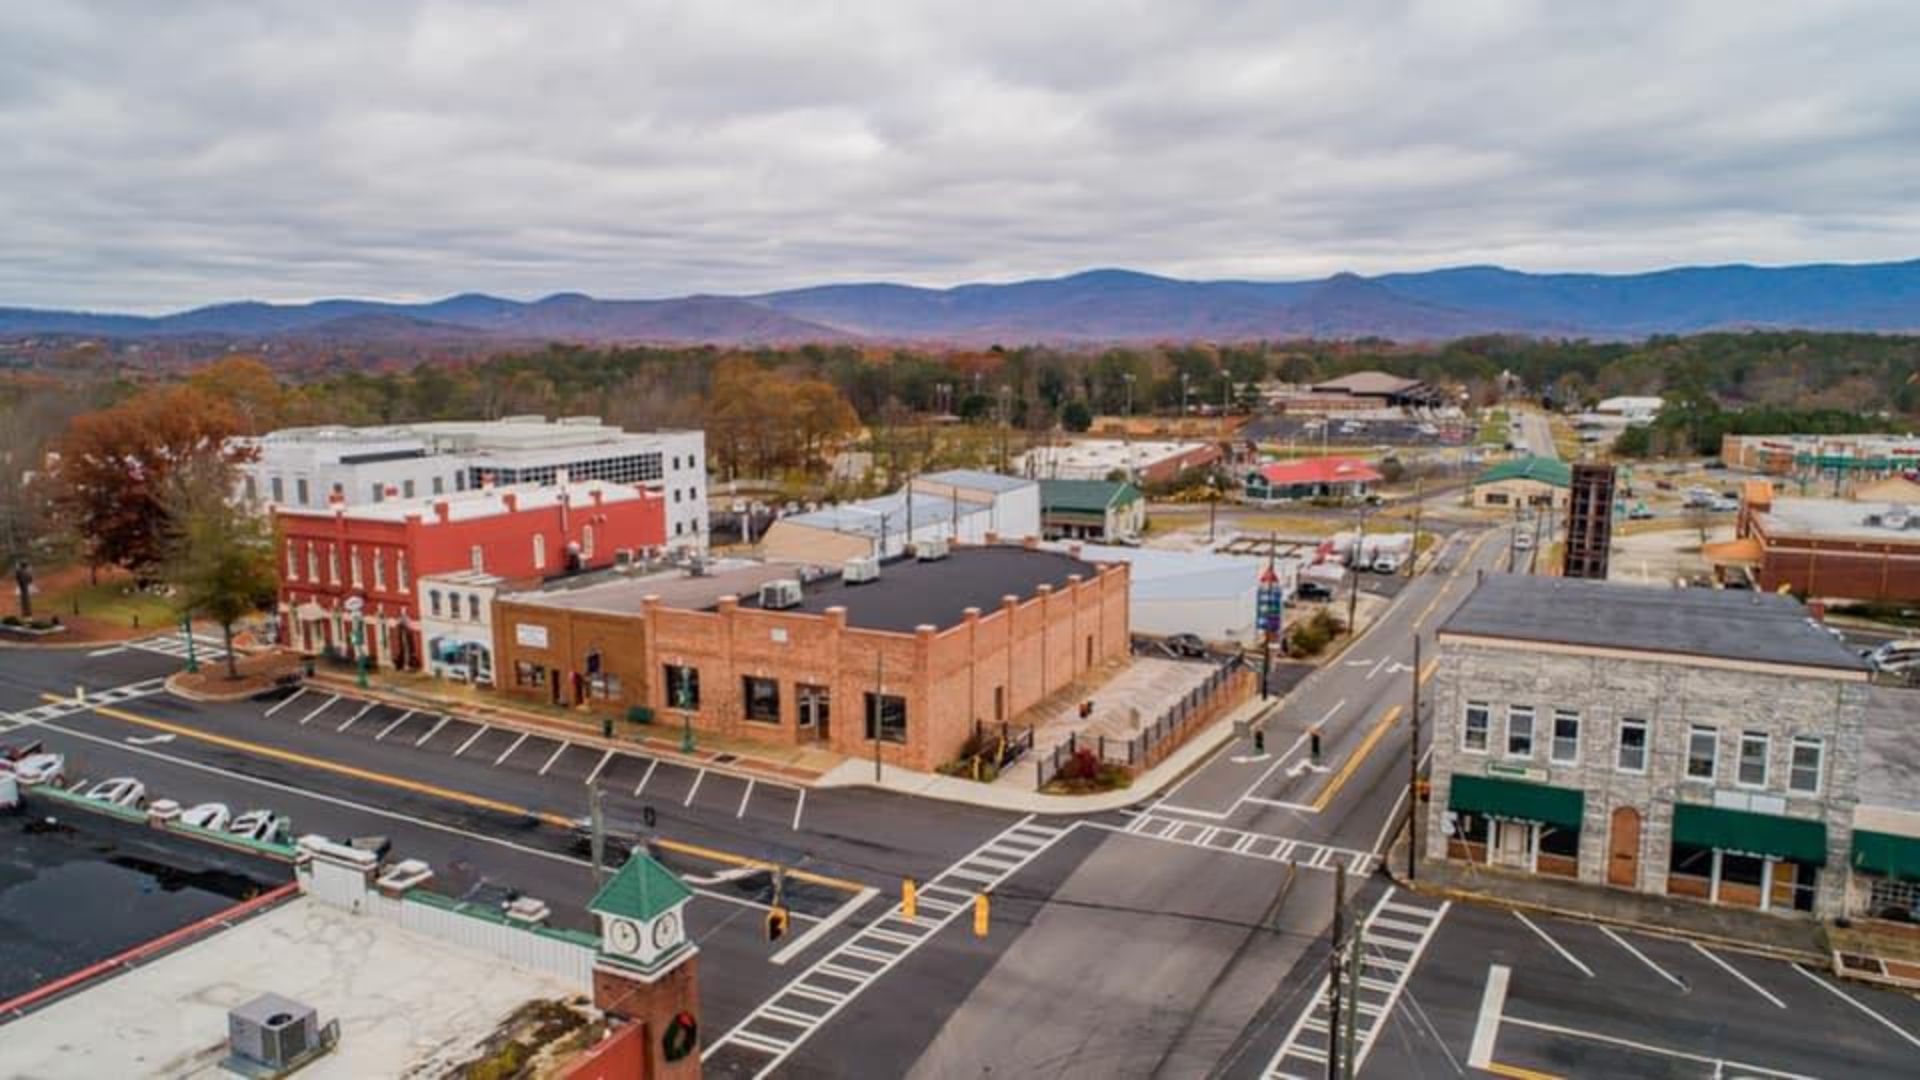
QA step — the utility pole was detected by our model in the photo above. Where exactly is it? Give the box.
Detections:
[589,783,607,884]
[1406,478,1423,578]
[1344,906,1362,1077]
[1327,861,1345,1080]
[1408,634,1421,881]
[1346,507,1366,637]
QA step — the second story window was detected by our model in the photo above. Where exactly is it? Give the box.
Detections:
[429,590,442,617]
[286,544,298,580]
[1550,708,1580,765]
[1790,735,1824,795]
[305,543,318,582]
[349,548,363,588]
[468,593,480,621]
[397,551,410,592]
[1506,705,1535,759]
[1616,718,1648,773]
[326,545,340,586]
[372,551,385,591]
[1738,731,1770,788]
[1462,701,1490,753]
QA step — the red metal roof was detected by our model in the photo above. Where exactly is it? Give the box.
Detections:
[1256,456,1383,486]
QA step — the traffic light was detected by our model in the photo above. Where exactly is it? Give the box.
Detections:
[973,893,989,937]
[766,906,790,942]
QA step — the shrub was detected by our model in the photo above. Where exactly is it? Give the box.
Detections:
[1287,609,1346,657]
[1,615,18,627]
[1057,747,1101,783]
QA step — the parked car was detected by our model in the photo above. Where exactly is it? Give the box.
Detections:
[11,752,65,786]
[1370,553,1404,574]
[229,809,288,844]
[0,739,44,762]
[1627,504,1656,520]
[349,834,393,860]
[181,802,233,831]
[1296,581,1334,602]
[1166,633,1209,659]
[1512,533,1534,551]
[83,776,147,809]
[1865,640,1920,674]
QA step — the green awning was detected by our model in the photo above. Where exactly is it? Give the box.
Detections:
[1449,774,1585,830]
[1852,829,1920,882]
[1672,803,1826,866]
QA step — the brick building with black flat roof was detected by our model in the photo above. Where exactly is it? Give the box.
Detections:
[491,542,1130,772]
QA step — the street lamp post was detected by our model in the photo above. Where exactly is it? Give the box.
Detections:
[181,610,198,675]
[353,610,368,689]
[676,679,695,753]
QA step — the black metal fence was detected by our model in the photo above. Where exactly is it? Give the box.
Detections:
[1035,656,1251,789]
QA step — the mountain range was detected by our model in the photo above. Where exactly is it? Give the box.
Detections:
[7,259,1920,347]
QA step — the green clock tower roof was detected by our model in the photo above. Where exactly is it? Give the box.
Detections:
[589,851,694,921]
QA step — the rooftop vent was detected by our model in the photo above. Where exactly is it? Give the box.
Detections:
[843,555,880,584]
[916,537,951,561]
[224,993,338,1076]
[759,579,804,610]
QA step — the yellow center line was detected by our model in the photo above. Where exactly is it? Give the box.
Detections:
[50,695,863,893]
[1419,657,1440,684]
[1485,1062,1564,1080]
[1310,703,1402,812]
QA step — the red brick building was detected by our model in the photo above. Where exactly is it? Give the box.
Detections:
[276,481,666,668]
[491,543,1131,772]
[1707,480,1920,602]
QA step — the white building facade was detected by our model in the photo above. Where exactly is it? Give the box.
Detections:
[419,570,502,685]
[237,416,708,549]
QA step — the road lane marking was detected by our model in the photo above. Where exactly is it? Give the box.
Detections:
[1365,654,1392,681]
[632,757,659,797]
[452,724,489,757]
[492,731,529,766]
[1793,966,1920,1049]
[684,768,706,807]
[583,748,613,787]
[1418,657,1440,683]
[337,702,376,732]
[769,886,876,966]
[737,778,756,818]
[1502,1016,1814,1078]
[414,716,450,747]
[375,711,413,741]
[1599,927,1687,991]
[1484,1063,1562,1080]
[1309,703,1401,812]
[1690,943,1784,1008]
[1513,912,1593,977]
[296,695,340,726]
[263,688,306,717]
[537,742,568,776]
[792,788,806,831]
[44,694,866,893]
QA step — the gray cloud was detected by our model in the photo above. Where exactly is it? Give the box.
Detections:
[3,0,1917,312]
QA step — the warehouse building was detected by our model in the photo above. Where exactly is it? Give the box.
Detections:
[1016,440,1221,486]
[491,543,1130,772]
[1424,575,1870,919]
[1469,456,1571,510]
[1039,479,1145,542]
[1706,480,1920,602]
[757,470,1038,563]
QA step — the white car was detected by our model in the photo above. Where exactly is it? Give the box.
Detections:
[181,802,233,831]
[1370,553,1404,574]
[1865,640,1920,674]
[11,752,66,786]
[83,776,147,809]
[1512,533,1535,551]
[229,809,287,844]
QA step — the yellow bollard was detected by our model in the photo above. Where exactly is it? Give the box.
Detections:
[973,893,990,937]
[902,879,917,921]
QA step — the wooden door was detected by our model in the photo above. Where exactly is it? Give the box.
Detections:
[1608,806,1641,887]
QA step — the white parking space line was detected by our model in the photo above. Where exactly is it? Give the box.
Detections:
[683,768,706,807]
[263,688,306,718]
[451,724,489,758]
[1794,966,1920,1050]
[632,758,659,797]
[493,731,529,766]
[1691,943,1784,1008]
[583,748,613,787]
[337,702,376,732]
[737,778,755,818]
[415,716,450,747]
[296,695,340,726]
[792,788,806,831]
[1467,963,1510,1069]
[1513,911,1593,978]
[538,742,568,776]
[1599,927,1687,991]
[375,711,414,741]
[1501,1016,1815,1078]
[769,886,877,966]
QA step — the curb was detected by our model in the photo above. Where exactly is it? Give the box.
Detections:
[165,672,283,704]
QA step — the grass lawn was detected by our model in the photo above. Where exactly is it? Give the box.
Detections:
[1476,409,1510,444]
[51,578,181,631]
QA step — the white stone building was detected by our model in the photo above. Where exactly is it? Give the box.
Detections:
[1425,575,1870,919]
[236,416,708,548]
[419,570,503,684]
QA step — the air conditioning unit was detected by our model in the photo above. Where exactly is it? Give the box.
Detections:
[843,556,881,584]
[916,537,950,561]
[759,579,804,610]
[225,993,338,1075]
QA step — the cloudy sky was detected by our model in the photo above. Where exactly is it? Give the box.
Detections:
[5,1,1918,312]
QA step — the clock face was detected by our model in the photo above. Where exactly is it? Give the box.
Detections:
[650,911,682,952]
[608,917,641,955]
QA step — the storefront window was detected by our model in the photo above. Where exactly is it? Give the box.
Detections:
[514,661,546,689]
[864,692,907,743]
[665,664,700,710]
[744,676,781,724]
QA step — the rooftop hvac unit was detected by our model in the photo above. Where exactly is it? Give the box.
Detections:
[916,537,950,561]
[759,579,804,610]
[224,993,338,1076]
[843,555,881,584]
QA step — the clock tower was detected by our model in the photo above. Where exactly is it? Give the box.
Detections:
[588,852,702,1078]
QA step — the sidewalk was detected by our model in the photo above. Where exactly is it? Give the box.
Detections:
[306,669,835,786]
[815,691,1277,815]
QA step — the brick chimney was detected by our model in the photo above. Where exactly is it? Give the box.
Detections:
[433,500,450,523]
[502,492,518,513]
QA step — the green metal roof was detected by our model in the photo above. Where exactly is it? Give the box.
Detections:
[1040,478,1142,515]
[588,852,694,920]
[1448,774,1585,830]
[1472,456,1572,489]
[1852,829,1920,882]
[1672,803,1827,866]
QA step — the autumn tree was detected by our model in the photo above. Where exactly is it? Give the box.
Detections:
[162,453,278,679]
[187,355,286,435]
[52,386,246,580]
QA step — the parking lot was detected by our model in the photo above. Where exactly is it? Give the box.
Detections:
[1366,899,1920,1078]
